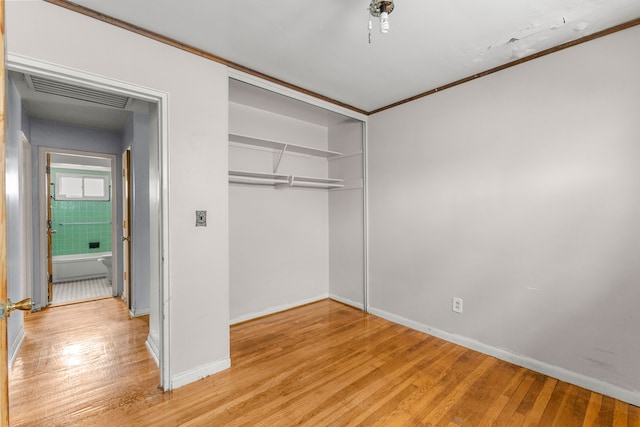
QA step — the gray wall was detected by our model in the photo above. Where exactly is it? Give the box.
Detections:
[122,112,151,314]
[367,25,640,403]
[6,75,28,363]
[329,121,364,307]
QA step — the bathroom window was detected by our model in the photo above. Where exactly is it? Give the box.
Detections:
[55,174,110,201]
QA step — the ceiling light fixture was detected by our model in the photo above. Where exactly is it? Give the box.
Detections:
[368,0,394,43]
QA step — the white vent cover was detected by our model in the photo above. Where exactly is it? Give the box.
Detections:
[25,75,130,109]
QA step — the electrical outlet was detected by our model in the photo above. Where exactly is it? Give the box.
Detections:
[452,297,463,314]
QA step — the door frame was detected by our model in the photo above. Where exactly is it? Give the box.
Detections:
[39,148,118,303]
[7,53,171,390]
[1,2,9,424]
[121,147,132,309]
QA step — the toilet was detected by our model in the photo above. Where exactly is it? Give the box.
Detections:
[97,254,113,283]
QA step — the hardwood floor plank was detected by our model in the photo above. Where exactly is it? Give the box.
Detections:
[493,373,538,424]
[583,393,603,427]
[9,298,639,426]
[550,384,591,426]
[515,373,548,417]
[477,394,511,427]
[593,396,617,427]
[538,380,570,425]
[523,377,559,426]
[628,403,640,427]
[613,398,628,426]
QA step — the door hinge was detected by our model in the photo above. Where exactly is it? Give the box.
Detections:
[124,271,128,281]
[46,165,51,174]
[49,274,53,283]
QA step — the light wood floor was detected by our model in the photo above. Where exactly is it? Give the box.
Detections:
[9,298,640,426]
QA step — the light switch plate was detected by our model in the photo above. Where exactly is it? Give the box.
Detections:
[196,210,207,227]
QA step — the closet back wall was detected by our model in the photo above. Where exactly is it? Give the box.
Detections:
[229,102,330,322]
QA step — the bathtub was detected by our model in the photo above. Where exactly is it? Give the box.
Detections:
[52,251,112,283]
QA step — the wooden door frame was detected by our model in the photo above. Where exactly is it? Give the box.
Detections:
[6,53,172,391]
[122,148,132,309]
[39,148,118,305]
[45,153,53,303]
[1,1,9,424]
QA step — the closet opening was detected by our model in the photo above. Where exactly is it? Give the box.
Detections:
[228,77,368,324]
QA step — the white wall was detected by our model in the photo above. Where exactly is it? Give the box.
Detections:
[329,121,364,307]
[367,25,640,404]
[5,75,27,365]
[228,103,329,322]
[6,2,230,385]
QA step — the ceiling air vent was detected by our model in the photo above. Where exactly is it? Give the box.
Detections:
[25,75,130,109]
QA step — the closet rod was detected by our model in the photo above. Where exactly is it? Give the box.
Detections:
[284,181,344,189]
[58,221,112,226]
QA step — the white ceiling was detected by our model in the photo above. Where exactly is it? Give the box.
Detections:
[66,0,640,113]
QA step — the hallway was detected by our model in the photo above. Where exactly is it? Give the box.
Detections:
[9,298,161,426]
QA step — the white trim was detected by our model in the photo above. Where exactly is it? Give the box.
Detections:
[158,97,171,392]
[8,54,164,104]
[8,325,25,368]
[170,358,231,390]
[9,54,172,391]
[230,294,329,325]
[131,307,150,317]
[146,336,160,367]
[368,306,640,407]
[362,121,370,313]
[328,294,364,310]
[228,69,368,122]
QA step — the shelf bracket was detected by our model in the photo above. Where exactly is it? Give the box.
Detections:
[273,144,287,173]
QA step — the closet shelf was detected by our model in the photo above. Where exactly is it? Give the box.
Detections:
[229,170,344,189]
[229,133,342,159]
[228,170,289,185]
[228,170,289,180]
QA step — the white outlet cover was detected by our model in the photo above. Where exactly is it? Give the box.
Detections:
[452,297,463,313]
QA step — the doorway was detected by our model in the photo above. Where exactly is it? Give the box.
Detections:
[40,150,116,306]
[6,55,170,390]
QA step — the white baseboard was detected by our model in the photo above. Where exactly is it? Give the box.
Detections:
[368,306,640,407]
[131,307,150,317]
[230,293,329,325]
[328,294,364,310]
[170,358,231,390]
[146,336,160,367]
[8,326,25,368]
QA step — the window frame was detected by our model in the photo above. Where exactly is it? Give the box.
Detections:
[54,173,110,201]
